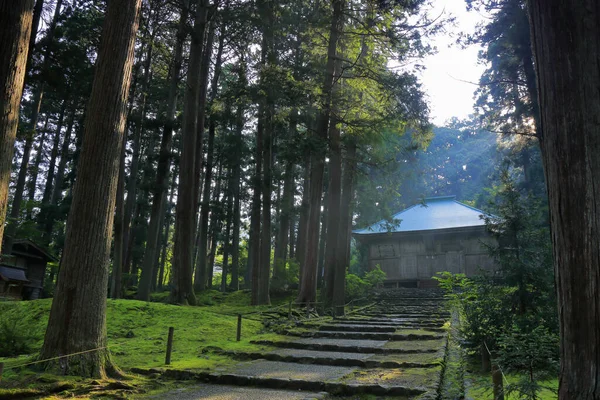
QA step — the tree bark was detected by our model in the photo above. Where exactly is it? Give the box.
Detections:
[40,0,141,377]
[297,0,344,304]
[0,0,34,254]
[527,1,600,398]
[171,0,208,305]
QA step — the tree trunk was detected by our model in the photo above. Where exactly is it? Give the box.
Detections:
[221,171,233,292]
[317,186,328,289]
[207,161,223,289]
[195,106,216,291]
[527,1,600,398]
[296,155,310,286]
[229,66,245,290]
[41,98,68,207]
[332,140,356,315]
[26,116,49,212]
[273,116,296,283]
[289,215,295,260]
[40,0,141,377]
[324,59,342,303]
[194,20,224,292]
[0,0,34,254]
[25,0,44,74]
[135,4,188,300]
[158,168,177,289]
[111,132,127,299]
[123,29,154,285]
[249,140,262,304]
[6,0,63,248]
[44,107,76,240]
[171,0,208,305]
[297,0,344,304]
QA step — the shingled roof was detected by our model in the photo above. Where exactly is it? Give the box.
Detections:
[353,196,489,235]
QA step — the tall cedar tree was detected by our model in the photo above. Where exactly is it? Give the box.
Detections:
[40,0,142,377]
[297,0,345,305]
[527,1,600,398]
[137,3,189,301]
[5,0,63,253]
[171,0,208,305]
[0,0,34,254]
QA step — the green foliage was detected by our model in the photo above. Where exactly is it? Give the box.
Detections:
[345,274,369,301]
[0,303,44,357]
[364,265,386,287]
[497,326,559,400]
[345,266,386,301]
[436,171,557,399]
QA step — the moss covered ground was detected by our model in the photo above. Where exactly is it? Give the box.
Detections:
[0,290,292,398]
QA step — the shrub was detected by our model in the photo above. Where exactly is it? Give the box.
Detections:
[345,274,368,301]
[364,265,386,287]
[0,303,43,357]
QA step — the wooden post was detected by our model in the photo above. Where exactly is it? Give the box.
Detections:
[236,314,242,341]
[481,342,491,372]
[306,303,310,319]
[165,327,174,365]
[0,362,4,382]
[492,363,504,400]
[288,300,292,320]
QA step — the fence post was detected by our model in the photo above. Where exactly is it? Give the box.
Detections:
[492,363,504,400]
[481,342,491,372]
[0,362,4,382]
[236,314,242,341]
[165,327,174,365]
[288,300,292,320]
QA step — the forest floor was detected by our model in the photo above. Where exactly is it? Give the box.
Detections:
[0,290,293,398]
[0,289,558,399]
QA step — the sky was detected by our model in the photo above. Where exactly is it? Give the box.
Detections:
[418,0,487,126]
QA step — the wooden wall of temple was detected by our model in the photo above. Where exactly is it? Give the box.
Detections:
[366,229,496,282]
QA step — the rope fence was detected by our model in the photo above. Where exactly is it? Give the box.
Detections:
[0,345,110,380]
[0,296,376,380]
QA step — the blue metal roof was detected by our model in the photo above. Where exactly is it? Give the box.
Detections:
[354,196,488,235]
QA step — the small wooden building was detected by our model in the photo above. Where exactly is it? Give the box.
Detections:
[353,196,496,288]
[0,239,57,300]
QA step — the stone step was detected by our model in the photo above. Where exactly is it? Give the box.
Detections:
[332,319,444,328]
[251,339,439,354]
[158,360,428,397]
[362,312,450,319]
[318,324,397,333]
[221,349,440,369]
[283,329,444,341]
[148,383,328,400]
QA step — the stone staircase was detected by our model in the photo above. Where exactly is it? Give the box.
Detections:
[150,288,450,399]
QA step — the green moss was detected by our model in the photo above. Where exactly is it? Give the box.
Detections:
[0,294,296,395]
[367,352,444,365]
[383,339,446,351]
